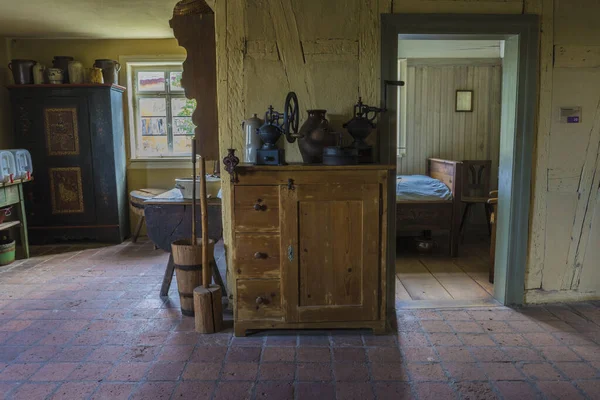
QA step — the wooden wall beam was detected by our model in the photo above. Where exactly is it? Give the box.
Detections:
[393,0,524,14]
[526,0,552,291]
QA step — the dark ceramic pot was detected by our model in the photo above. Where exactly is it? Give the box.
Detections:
[93,59,121,85]
[298,109,334,164]
[8,60,35,84]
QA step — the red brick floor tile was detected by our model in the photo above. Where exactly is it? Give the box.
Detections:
[254,381,294,399]
[436,347,474,362]
[363,334,397,347]
[443,362,488,381]
[414,310,443,320]
[51,382,98,400]
[520,362,565,381]
[397,320,423,332]
[402,346,438,362]
[90,382,136,400]
[156,345,193,362]
[229,336,264,347]
[374,382,414,400]
[491,333,529,347]
[331,334,363,347]
[459,333,497,347]
[447,321,484,333]
[455,381,498,400]
[502,346,544,362]
[333,347,367,362]
[439,310,473,321]
[0,346,24,362]
[420,320,453,333]
[265,335,297,346]
[507,320,545,333]
[0,363,42,380]
[368,347,403,363]
[262,346,295,362]
[221,362,258,381]
[258,362,295,380]
[478,320,515,333]
[297,334,330,347]
[106,362,150,381]
[296,347,330,362]
[539,381,586,399]
[86,345,126,362]
[522,332,563,346]
[212,381,254,400]
[122,345,159,362]
[30,362,78,381]
[296,362,332,381]
[11,382,59,400]
[0,319,33,331]
[171,381,215,400]
[146,361,185,381]
[407,363,447,381]
[15,345,62,362]
[53,346,96,362]
[555,361,598,380]
[398,332,430,347]
[470,347,511,362]
[296,382,334,400]
[336,381,375,400]
[190,346,228,362]
[333,362,369,381]
[494,381,540,400]
[38,331,79,346]
[539,346,582,362]
[182,362,222,380]
[371,363,410,381]
[572,345,600,361]
[414,382,457,400]
[68,362,113,381]
[130,381,176,400]
[480,362,525,380]
[553,332,596,346]
[0,382,19,399]
[576,380,600,398]
[226,346,261,362]
[428,333,463,347]
[197,333,232,347]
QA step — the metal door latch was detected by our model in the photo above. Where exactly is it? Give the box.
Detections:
[287,245,294,261]
[287,178,295,190]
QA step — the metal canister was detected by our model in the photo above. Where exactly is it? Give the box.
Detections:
[242,114,264,163]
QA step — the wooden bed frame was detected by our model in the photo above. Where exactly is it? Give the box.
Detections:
[396,158,463,257]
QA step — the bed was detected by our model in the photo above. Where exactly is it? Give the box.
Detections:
[396,158,463,257]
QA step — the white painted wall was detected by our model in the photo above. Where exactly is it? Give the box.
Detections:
[398,40,502,58]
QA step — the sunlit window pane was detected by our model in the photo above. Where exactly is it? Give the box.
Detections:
[170,72,184,91]
[138,71,165,91]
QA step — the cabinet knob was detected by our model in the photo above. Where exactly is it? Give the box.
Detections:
[255,296,264,305]
[254,252,266,259]
[253,203,266,211]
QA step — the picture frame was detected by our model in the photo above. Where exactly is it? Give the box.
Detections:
[456,90,473,112]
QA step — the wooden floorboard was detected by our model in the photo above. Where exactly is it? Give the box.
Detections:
[396,234,494,306]
[396,257,453,301]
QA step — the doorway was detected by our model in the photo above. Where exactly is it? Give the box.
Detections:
[380,14,539,310]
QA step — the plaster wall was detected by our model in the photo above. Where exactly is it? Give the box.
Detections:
[0,39,12,149]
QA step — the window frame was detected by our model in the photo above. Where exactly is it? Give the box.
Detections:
[124,58,194,161]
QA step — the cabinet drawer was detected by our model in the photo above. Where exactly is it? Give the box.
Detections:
[235,234,280,278]
[236,279,283,321]
[234,186,279,232]
[5,186,19,205]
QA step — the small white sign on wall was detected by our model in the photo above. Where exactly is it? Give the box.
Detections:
[560,106,582,123]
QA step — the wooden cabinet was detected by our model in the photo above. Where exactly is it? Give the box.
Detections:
[8,84,128,243]
[231,165,392,336]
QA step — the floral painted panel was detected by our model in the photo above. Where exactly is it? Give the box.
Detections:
[44,108,80,156]
[49,167,84,214]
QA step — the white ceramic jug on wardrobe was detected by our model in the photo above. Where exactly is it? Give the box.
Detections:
[242,114,264,163]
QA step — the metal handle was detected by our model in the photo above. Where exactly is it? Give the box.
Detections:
[288,245,294,262]
[254,252,266,259]
[255,296,264,305]
[254,203,266,211]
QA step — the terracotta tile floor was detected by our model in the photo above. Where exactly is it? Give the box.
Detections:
[0,240,599,399]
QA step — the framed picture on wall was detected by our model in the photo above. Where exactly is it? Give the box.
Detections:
[456,90,473,112]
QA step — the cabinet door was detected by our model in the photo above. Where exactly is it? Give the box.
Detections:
[32,95,97,226]
[281,183,381,323]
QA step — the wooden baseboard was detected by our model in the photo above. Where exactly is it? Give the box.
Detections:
[234,319,386,337]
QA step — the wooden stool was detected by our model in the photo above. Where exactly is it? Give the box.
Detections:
[129,189,165,243]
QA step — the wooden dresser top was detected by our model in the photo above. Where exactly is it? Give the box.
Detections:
[236,164,395,172]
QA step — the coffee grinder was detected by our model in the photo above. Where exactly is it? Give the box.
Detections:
[255,92,301,165]
[343,80,405,163]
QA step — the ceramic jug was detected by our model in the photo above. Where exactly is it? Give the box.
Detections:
[89,68,104,84]
[298,109,334,164]
[242,114,264,163]
[32,63,46,84]
[52,56,74,81]
[8,59,35,85]
[68,61,83,84]
[94,59,121,85]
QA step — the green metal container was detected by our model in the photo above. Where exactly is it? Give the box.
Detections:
[0,240,16,266]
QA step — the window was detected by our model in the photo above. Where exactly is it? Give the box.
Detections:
[129,62,196,159]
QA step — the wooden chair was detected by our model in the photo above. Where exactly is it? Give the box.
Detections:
[459,160,493,237]
[487,190,498,284]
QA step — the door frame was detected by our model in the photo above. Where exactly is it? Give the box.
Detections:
[380,14,539,309]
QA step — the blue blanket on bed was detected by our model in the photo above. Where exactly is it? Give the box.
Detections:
[396,175,452,201]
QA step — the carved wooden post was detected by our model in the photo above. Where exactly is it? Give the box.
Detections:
[170,0,219,161]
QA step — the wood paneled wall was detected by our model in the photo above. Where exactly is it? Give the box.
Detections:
[397,60,502,190]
